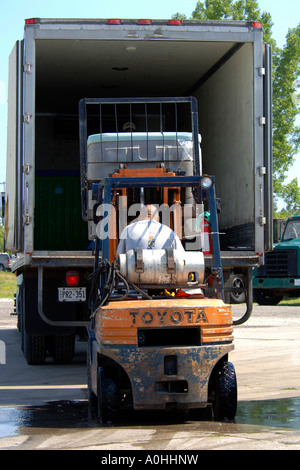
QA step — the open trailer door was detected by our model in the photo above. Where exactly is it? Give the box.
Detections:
[5,40,23,252]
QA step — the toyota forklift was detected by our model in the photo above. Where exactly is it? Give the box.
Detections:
[79,97,237,424]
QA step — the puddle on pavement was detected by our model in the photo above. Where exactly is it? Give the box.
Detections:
[0,408,20,439]
[0,397,299,439]
[0,400,89,438]
[236,397,300,431]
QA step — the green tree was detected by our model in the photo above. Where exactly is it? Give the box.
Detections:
[272,24,300,215]
[173,0,300,217]
[276,178,300,218]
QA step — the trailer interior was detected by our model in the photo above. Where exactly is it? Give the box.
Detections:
[34,36,255,252]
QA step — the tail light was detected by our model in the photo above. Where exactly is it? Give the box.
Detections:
[66,271,79,287]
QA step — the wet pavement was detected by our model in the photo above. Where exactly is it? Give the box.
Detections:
[0,398,299,450]
[0,300,300,450]
[1,395,300,435]
[237,396,300,430]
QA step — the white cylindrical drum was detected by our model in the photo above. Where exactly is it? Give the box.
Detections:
[118,249,204,286]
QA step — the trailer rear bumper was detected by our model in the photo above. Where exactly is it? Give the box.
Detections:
[90,339,234,410]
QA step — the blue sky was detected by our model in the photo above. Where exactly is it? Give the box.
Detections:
[0,0,299,186]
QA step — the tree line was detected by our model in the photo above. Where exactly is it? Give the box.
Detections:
[173,0,300,217]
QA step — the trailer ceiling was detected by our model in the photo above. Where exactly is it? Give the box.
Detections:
[35,39,238,111]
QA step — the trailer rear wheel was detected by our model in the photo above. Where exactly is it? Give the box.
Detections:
[210,361,237,420]
[23,333,47,365]
[47,335,75,364]
[97,366,120,426]
[229,274,246,304]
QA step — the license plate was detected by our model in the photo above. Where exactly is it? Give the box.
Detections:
[58,287,86,302]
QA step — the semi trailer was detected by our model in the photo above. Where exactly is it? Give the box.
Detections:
[5,18,272,364]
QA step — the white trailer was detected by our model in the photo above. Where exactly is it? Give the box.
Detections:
[5,18,272,363]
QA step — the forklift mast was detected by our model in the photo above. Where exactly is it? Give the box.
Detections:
[79,97,225,306]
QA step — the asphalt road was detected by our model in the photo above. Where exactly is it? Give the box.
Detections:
[0,299,299,451]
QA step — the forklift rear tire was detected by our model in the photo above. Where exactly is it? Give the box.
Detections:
[211,361,237,420]
[97,366,120,426]
[87,356,98,420]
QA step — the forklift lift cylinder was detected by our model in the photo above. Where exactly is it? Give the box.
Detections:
[118,249,204,286]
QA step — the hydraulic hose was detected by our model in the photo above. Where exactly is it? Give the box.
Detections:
[88,261,152,317]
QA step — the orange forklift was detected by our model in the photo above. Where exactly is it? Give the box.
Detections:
[79,97,237,425]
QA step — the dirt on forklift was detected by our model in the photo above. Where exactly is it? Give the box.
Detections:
[79,97,237,425]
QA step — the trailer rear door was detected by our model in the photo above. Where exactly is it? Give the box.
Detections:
[5,41,23,252]
[263,43,273,252]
